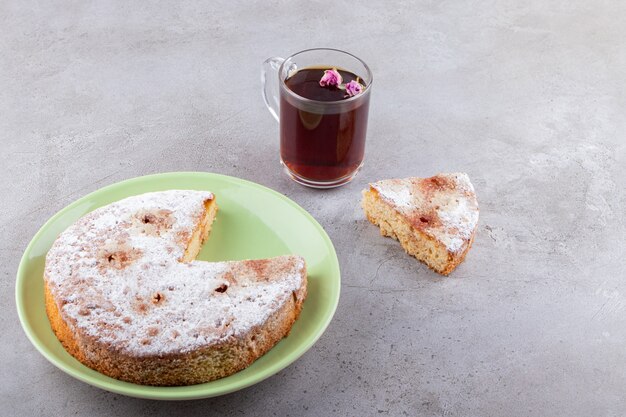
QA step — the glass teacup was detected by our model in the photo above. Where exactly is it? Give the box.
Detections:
[262,48,373,188]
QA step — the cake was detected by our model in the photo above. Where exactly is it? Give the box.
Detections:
[44,190,307,386]
[361,173,479,275]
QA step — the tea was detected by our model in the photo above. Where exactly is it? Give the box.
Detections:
[280,67,370,184]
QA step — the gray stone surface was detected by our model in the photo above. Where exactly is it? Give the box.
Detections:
[2,0,626,415]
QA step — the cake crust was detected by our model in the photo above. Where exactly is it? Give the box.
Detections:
[44,190,307,386]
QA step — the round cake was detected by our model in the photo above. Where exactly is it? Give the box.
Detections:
[44,190,307,386]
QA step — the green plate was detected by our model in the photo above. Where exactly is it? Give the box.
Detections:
[15,172,340,400]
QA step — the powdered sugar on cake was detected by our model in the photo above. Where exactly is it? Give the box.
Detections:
[370,173,479,254]
[44,190,305,356]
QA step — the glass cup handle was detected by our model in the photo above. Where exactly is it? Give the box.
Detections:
[261,57,284,123]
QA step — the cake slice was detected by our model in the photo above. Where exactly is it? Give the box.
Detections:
[362,173,479,275]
